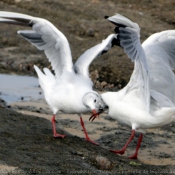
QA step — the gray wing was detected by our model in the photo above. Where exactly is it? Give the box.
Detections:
[0,11,74,78]
[142,30,175,104]
[107,14,150,111]
[74,34,117,77]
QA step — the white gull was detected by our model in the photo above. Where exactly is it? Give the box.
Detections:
[90,13,175,156]
[0,11,116,144]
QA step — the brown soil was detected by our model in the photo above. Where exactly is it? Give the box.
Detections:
[1,101,175,175]
[1,0,175,174]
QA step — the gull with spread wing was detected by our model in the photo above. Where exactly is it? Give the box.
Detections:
[0,11,117,144]
[90,14,175,157]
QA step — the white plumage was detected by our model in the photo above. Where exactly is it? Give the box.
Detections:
[91,14,175,158]
[0,11,117,144]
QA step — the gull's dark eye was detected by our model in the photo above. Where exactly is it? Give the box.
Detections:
[94,99,96,103]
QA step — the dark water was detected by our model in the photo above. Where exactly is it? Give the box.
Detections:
[0,74,44,104]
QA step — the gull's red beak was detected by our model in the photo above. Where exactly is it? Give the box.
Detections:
[89,109,100,122]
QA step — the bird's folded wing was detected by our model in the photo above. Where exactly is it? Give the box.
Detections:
[107,14,150,111]
[0,11,73,78]
[74,34,117,77]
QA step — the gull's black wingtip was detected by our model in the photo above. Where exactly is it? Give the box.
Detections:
[104,16,109,19]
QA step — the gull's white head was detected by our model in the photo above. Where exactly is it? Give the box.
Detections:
[82,92,108,113]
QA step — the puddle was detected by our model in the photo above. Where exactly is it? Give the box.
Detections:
[0,74,43,104]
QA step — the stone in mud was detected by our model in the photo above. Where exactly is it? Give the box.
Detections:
[95,155,112,170]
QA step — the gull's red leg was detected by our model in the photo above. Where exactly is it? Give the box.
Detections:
[110,130,135,155]
[128,133,143,159]
[52,115,66,138]
[79,116,99,145]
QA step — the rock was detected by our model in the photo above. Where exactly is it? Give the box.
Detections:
[95,155,112,170]
[87,28,95,37]
[100,81,107,88]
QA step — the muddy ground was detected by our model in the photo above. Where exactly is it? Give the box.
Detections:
[1,0,175,174]
[1,100,175,175]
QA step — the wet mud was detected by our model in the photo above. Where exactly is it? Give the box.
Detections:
[1,0,175,174]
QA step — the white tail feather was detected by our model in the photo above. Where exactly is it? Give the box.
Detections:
[34,65,56,103]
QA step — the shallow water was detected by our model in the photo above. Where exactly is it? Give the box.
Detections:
[0,74,44,104]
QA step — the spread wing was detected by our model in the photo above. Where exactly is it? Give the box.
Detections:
[107,14,150,111]
[142,30,175,104]
[74,34,118,77]
[0,11,73,78]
